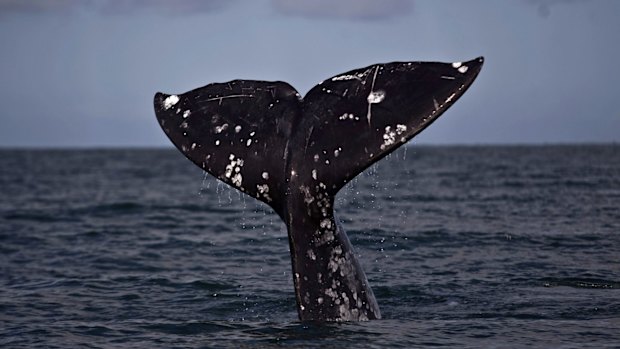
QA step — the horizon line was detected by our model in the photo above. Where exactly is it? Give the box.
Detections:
[0,141,618,151]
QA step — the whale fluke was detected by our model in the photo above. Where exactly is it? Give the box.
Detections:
[154,57,484,321]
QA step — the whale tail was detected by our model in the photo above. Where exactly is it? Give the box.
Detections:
[154,57,483,321]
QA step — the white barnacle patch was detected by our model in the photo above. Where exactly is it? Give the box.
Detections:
[367,90,385,104]
[327,247,347,278]
[380,129,395,148]
[320,218,332,230]
[299,185,314,207]
[312,169,318,180]
[339,113,360,121]
[316,229,335,245]
[231,173,242,187]
[307,249,316,261]
[214,123,228,134]
[452,62,462,68]
[215,140,220,146]
[328,255,341,273]
[225,154,244,187]
[163,95,179,110]
[334,148,341,157]
[257,184,272,202]
[314,154,320,162]
[325,287,338,300]
[182,110,191,118]
[333,245,342,255]
[341,292,350,304]
[458,65,469,74]
[235,125,242,133]
[243,131,256,147]
[262,172,269,180]
[257,184,269,193]
[380,124,408,150]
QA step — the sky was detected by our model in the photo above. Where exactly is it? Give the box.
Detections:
[0,0,618,147]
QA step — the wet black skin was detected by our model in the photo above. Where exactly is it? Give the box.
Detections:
[153,57,483,321]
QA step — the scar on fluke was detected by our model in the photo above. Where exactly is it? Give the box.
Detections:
[154,57,484,322]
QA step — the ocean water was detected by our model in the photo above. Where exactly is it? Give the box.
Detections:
[1,145,619,348]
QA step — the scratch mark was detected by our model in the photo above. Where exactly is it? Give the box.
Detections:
[305,125,315,153]
[241,87,255,95]
[266,86,276,98]
[283,139,291,171]
[366,66,379,126]
[213,94,254,103]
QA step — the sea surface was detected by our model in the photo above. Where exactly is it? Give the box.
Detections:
[1,145,619,348]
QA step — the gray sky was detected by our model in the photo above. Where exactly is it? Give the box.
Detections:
[0,0,618,147]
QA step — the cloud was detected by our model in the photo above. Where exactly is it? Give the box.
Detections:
[271,0,414,21]
[523,0,588,18]
[0,0,232,15]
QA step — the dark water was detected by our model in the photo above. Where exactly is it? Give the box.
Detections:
[1,145,619,348]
